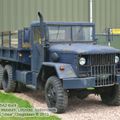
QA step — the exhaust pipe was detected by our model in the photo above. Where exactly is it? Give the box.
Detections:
[38,12,44,23]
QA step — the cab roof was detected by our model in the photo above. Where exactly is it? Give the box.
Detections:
[31,21,95,27]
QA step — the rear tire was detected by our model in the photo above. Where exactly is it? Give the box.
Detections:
[100,85,120,106]
[2,65,16,92]
[0,64,4,89]
[45,76,68,113]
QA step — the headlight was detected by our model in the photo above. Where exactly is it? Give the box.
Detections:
[79,57,86,65]
[115,56,119,64]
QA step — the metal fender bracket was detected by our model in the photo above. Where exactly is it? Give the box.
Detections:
[56,64,77,79]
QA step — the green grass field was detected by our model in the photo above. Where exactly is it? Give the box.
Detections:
[0,92,60,120]
[0,92,31,108]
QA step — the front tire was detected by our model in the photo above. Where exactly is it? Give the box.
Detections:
[100,85,120,106]
[45,76,68,113]
[2,65,16,92]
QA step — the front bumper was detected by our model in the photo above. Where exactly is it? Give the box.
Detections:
[63,74,120,89]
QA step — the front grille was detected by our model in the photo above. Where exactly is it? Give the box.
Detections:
[90,54,115,65]
[91,65,116,86]
[79,54,117,87]
[91,65,115,76]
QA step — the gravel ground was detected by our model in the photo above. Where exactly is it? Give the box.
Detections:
[14,90,120,120]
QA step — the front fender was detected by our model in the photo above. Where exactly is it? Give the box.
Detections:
[42,62,77,79]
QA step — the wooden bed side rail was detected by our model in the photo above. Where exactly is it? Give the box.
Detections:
[0,31,18,36]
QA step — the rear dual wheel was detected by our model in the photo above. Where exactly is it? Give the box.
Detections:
[2,65,16,92]
[0,64,4,89]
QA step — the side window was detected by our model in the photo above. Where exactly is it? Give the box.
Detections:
[33,28,42,44]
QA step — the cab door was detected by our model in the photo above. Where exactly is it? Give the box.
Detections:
[31,27,45,73]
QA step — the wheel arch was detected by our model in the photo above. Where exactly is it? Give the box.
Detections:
[37,65,58,89]
[37,62,77,89]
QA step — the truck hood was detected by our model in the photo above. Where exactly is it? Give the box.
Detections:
[49,43,120,54]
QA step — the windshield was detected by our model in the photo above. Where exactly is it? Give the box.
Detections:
[48,25,94,42]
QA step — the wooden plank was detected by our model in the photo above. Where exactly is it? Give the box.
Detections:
[0,31,18,36]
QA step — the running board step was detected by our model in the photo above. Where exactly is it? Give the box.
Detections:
[26,85,36,90]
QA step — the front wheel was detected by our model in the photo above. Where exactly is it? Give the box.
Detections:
[45,76,68,113]
[100,84,120,106]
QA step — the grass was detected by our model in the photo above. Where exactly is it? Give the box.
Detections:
[0,92,31,108]
[0,92,60,120]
